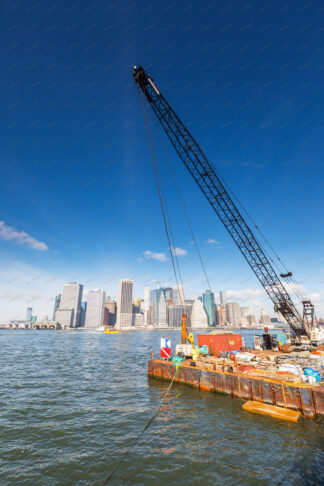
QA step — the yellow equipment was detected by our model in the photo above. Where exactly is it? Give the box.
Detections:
[242,401,301,422]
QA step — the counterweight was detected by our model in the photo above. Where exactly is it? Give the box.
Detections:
[134,65,311,340]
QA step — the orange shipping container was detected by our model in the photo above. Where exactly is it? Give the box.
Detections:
[197,333,243,356]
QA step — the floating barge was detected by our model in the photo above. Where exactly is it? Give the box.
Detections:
[148,358,324,419]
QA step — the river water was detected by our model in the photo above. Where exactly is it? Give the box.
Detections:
[0,330,323,486]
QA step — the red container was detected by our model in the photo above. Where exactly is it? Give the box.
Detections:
[197,333,242,357]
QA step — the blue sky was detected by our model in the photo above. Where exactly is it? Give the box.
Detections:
[1,1,324,321]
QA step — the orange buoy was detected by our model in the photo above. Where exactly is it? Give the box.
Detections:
[242,401,301,422]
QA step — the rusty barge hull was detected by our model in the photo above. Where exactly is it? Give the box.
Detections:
[148,359,324,419]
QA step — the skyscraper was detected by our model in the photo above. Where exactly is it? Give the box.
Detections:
[178,284,185,305]
[85,290,105,329]
[116,279,133,329]
[168,304,191,328]
[52,294,61,320]
[143,286,150,327]
[191,300,208,329]
[225,302,241,327]
[219,291,226,305]
[26,307,32,322]
[104,301,117,326]
[56,282,83,328]
[152,288,168,327]
[203,290,215,327]
[80,301,87,327]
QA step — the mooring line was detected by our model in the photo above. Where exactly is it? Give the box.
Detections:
[101,363,181,485]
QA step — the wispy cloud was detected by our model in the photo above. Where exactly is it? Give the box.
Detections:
[143,250,169,262]
[226,288,264,301]
[206,238,220,245]
[172,247,187,256]
[0,221,48,251]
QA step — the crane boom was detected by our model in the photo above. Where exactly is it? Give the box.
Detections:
[134,65,312,340]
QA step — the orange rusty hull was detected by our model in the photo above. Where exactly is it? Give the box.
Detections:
[148,359,324,419]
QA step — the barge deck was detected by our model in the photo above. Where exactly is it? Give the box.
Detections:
[148,358,324,418]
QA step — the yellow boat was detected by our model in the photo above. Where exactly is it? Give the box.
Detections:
[104,328,119,334]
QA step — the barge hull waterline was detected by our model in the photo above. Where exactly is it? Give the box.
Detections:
[148,359,324,418]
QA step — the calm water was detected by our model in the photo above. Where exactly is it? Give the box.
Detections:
[0,330,323,486]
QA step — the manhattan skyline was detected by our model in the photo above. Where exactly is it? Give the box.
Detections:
[1,2,324,322]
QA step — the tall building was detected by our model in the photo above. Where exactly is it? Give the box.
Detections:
[191,300,208,329]
[241,306,252,317]
[217,304,226,326]
[203,290,215,327]
[219,291,226,305]
[26,307,32,322]
[116,279,133,329]
[178,284,185,305]
[240,307,252,327]
[56,282,83,328]
[55,309,73,328]
[143,286,150,327]
[152,288,168,327]
[104,301,117,326]
[85,290,105,329]
[52,294,61,320]
[246,314,257,326]
[225,302,241,327]
[80,302,87,327]
[168,304,191,328]
[260,307,271,325]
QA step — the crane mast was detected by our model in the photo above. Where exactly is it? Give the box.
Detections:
[134,65,313,341]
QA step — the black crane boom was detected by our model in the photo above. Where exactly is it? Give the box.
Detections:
[134,65,311,340]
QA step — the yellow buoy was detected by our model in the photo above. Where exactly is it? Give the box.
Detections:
[242,401,301,422]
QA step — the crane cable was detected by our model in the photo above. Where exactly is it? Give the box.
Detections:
[152,121,213,293]
[207,159,308,306]
[145,103,186,304]
[101,363,182,485]
[139,88,184,304]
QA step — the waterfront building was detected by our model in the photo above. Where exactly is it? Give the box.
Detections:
[104,301,117,326]
[246,314,257,326]
[260,307,271,325]
[168,304,191,328]
[143,286,150,327]
[84,290,105,329]
[191,300,209,328]
[116,279,133,329]
[52,294,61,320]
[80,302,87,327]
[55,309,73,328]
[178,284,185,305]
[203,290,215,327]
[26,307,32,322]
[132,311,144,327]
[57,282,83,328]
[240,306,253,327]
[152,288,168,327]
[225,302,241,327]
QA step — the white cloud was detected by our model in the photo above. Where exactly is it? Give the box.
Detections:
[0,221,48,251]
[225,288,264,301]
[143,251,169,262]
[172,247,187,256]
[207,239,220,244]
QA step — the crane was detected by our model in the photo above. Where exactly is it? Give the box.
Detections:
[134,65,317,344]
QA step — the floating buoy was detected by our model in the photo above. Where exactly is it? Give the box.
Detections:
[242,401,301,422]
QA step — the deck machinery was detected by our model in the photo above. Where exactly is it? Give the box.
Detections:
[134,65,322,345]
